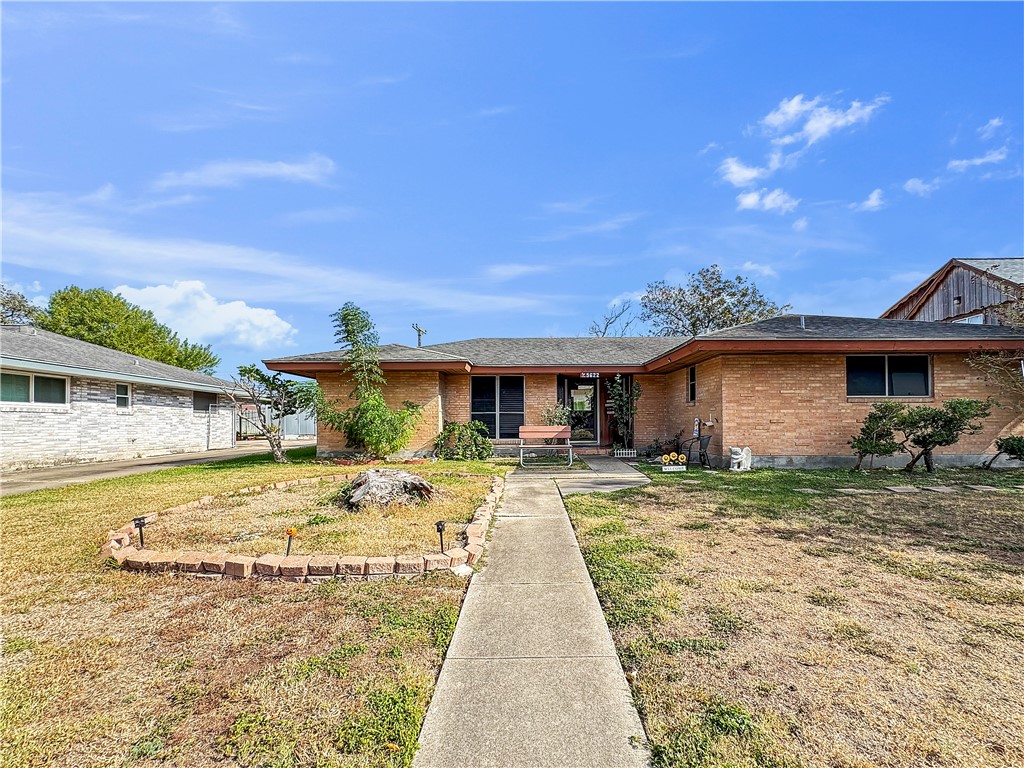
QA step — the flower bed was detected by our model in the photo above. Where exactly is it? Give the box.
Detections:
[100,473,504,583]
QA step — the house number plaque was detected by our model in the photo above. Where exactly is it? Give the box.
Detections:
[580,372,600,379]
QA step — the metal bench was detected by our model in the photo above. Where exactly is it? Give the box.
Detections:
[518,425,574,468]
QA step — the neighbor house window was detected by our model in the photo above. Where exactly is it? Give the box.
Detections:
[470,376,525,439]
[687,366,697,402]
[846,355,930,397]
[193,391,218,412]
[116,383,131,409]
[1,372,68,404]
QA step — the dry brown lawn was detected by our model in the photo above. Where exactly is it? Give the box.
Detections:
[567,468,1024,768]
[1,450,501,768]
[152,472,491,557]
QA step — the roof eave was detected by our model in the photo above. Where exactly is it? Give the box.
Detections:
[0,357,243,395]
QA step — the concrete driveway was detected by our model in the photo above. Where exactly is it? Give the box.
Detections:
[1,440,315,497]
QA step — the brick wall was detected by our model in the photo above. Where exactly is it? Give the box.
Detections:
[719,353,1019,465]
[1,377,234,469]
[524,374,558,424]
[316,371,442,455]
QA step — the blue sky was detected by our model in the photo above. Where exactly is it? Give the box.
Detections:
[3,2,1022,377]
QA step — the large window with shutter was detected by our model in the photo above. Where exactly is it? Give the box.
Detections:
[470,376,525,439]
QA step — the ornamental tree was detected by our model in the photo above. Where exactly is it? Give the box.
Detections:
[222,365,304,463]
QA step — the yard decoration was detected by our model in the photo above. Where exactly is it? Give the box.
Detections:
[285,527,298,555]
[662,453,687,472]
[343,469,434,509]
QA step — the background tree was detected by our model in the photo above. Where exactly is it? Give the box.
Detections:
[37,286,220,374]
[588,300,639,337]
[1,283,42,324]
[639,265,791,337]
[966,286,1023,413]
[300,303,422,459]
[221,366,304,464]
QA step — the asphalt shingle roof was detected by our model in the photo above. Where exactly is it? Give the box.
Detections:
[957,257,1024,285]
[265,315,1022,371]
[1,325,234,391]
[702,314,1024,341]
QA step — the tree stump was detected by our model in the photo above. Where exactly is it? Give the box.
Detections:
[343,469,434,509]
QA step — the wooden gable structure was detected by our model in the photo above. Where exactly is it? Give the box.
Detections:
[881,258,1023,325]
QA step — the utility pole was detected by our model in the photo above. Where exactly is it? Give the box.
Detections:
[412,323,427,347]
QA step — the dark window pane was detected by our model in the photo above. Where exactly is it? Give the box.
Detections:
[34,376,67,404]
[499,376,525,413]
[498,412,525,439]
[847,356,886,396]
[688,366,697,402]
[473,413,496,438]
[1,373,30,402]
[889,356,929,396]
[193,392,217,412]
[471,377,496,413]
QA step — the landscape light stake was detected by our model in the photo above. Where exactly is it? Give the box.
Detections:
[435,520,446,553]
[132,516,148,549]
[285,527,298,556]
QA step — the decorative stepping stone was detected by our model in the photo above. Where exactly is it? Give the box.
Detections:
[965,485,1000,492]
[794,488,823,494]
[836,488,874,495]
[678,480,701,485]
[921,486,957,494]
[884,486,921,493]
[703,470,720,474]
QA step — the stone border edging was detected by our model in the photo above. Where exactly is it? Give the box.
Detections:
[99,472,505,583]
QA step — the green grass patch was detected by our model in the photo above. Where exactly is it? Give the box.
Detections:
[335,683,427,768]
[806,587,847,608]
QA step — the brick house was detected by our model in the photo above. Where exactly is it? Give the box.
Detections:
[1,325,238,469]
[265,315,1024,468]
[881,257,1022,325]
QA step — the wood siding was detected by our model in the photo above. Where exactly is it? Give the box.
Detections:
[888,265,1013,323]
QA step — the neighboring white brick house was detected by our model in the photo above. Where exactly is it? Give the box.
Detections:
[1,325,239,470]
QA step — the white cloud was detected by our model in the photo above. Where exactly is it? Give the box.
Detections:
[281,205,363,224]
[978,117,1004,141]
[2,191,555,315]
[718,156,769,187]
[477,105,517,118]
[484,263,551,281]
[792,217,809,232]
[609,290,644,307]
[542,197,599,215]
[77,183,198,213]
[850,188,885,212]
[153,153,335,189]
[741,261,777,278]
[903,177,938,197]
[531,212,644,242]
[947,146,1009,172]
[761,94,889,147]
[115,281,296,349]
[735,188,799,214]
[697,141,721,156]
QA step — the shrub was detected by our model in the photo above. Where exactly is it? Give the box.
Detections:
[849,401,905,470]
[433,420,493,460]
[898,398,992,473]
[540,403,571,426]
[985,434,1024,469]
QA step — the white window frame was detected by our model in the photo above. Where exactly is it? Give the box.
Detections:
[115,382,132,410]
[0,370,70,406]
[846,354,932,398]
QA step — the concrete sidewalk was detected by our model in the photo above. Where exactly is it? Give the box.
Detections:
[415,467,649,768]
[555,454,651,494]
[1,440,314,496]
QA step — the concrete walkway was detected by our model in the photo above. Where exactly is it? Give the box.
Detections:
[415,458,650,768]
[1,440,315,496]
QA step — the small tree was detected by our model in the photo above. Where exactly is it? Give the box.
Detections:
[850,401,906,470]
[540,403,571,427]
[897,398,992,473]
[222,365,303,463]
[1,283,42,324]
[302,303,423,459]
[639,265,791,337]
[434,421,493,460]
[983,434,1024,470]
[605,374,642,449]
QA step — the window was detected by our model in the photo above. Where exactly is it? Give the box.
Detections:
[1,372,68,404]
[116,383,131,409]
[687,366,697,402]
[470,376,525,439]
[193,391,218,412]
[953,313,984,324]
[846,355,930,397]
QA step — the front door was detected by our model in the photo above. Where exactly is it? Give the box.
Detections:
[564,378,599,444]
